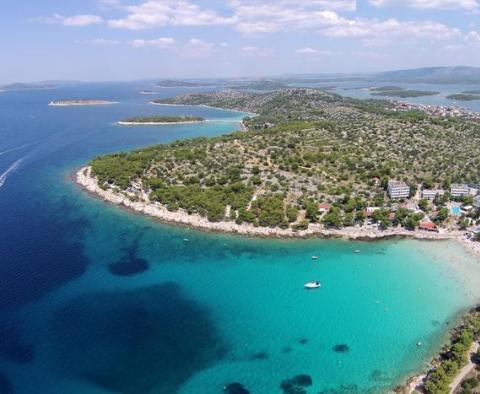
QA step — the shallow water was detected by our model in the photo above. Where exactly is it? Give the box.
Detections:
[1,82,480,393]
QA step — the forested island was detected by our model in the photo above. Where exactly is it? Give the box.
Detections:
[370,86,440,98]
[118,116,205,125]
[156,80,206,88]
[78,88,480,239]
[446,93,480,101]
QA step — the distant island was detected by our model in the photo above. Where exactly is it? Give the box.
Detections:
[446,93,480,101]
[156,80,205,88]
[49,100,117,107]
[2,82,59,91]
[118,116,205,125]
[370,86,440,98]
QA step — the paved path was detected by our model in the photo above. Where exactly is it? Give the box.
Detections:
[449,342,479,394]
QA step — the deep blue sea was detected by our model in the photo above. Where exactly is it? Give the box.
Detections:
[1,82,480,394]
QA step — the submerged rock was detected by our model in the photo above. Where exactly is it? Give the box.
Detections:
[49,283,226,393]
[333,344,349,353]
[280,374,312,394]
[223,382,250,393]
[292,374,312,387]
[250,351,269,360]
[108,257,149,276]
[108,239,149,276]
[298,338,308,345]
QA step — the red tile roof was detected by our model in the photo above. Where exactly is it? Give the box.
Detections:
[419,222,438,231]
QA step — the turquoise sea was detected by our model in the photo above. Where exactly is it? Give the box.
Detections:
[1,82,480,393]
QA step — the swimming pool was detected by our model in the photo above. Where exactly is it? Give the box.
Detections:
[451,206,461,215]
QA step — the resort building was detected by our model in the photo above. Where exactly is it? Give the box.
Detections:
[318,203,331,214]
[422,189,444,200]
[450,183,470,198]
[364,207,380,217]
[387,181,410,199]
[474,196,480,210]
[418,222,438,232]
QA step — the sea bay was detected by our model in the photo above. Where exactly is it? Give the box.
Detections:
[1,82,480,393]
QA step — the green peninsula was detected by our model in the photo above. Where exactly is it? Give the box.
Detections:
[86,89,480,232]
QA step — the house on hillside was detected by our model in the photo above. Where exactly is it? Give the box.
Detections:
[422,189,444,200]
[364,207,380,217]
[474,196,480,211]
[388,181,410,199]
[318,203,331,214]
[450,183,470,198]
[418,221,438,232]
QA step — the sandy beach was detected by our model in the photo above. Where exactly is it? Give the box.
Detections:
[75,166,480,256]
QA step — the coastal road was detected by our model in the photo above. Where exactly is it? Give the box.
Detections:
[449,342,479,394]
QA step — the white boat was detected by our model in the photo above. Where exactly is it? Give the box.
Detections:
[311,255,319,260]
[304,281,321,289]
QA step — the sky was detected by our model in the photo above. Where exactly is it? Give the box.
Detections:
[1,0,480,82]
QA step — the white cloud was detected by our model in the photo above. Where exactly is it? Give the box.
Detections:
[108,1,236,30]
[31,14,103,26]
[230,0,356,12]
[184,38,215,55]
[369,0,478,10]
[129,37,176,48]
[324,18,461,40]
[106,0,356,31]
[79,38,121,45]
[295,47,333,55]
[98,0,122,9]
[240,46,273,56]
[466,30,480,41]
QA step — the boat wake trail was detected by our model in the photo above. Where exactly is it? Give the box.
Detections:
[0,142,34,157]
[0,159,23,188]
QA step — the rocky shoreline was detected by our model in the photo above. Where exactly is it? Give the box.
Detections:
[74,166,479,249]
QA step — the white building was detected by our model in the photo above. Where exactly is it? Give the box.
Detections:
[450,183,470,198]
[474,195,480,210]
[388,181,410,199]
[422,189,444,200]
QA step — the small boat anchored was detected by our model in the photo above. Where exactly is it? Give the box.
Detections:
[304,281,321,289]
[311,255,319,260]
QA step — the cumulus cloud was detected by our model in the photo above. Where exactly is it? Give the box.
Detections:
[31,14,103,26]
[369,0,478,10]
[295,47,333,55]
[183,38,215,56]
[324,18,461,40]
[129,37,176,48]
[78,38,121,45]
[108,1,236,30]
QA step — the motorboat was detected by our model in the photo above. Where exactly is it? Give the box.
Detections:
[311,255,319,260]
[304,281,321,289]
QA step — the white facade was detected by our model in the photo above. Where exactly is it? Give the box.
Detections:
[388,181,410,199]
[474,196,480,209]
[422,189,444,200]
[450,183,470,198]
